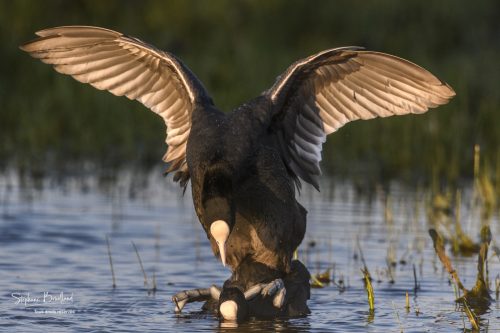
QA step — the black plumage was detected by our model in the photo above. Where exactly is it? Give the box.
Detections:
[188,98,307,276]
[20,26,455,318]
[202,260,311,321]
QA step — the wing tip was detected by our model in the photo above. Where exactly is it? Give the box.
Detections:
[442,81,456,99]
[19,25,121,53]
[19,37,47,53]
[18,43,29,52]
[35,25,120,38]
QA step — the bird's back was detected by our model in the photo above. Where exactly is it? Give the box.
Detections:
[188,97,306,274]
[227,143,306,273]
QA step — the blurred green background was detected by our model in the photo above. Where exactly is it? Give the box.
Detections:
[1,0,499,185]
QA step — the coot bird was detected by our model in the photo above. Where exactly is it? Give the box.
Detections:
[173,259,311,322]
[21,26,455,320]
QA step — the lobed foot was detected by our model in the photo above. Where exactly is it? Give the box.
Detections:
[244,278,286,308]
[172,285,221,313]
[172,279,287,315]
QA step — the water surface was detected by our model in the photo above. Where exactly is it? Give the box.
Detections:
[0,169,498,332]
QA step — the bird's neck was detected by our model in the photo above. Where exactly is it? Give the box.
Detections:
[201,160,234,230]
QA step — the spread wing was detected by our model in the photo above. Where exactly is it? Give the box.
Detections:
[20,26,213,184]
[266,47,455,190]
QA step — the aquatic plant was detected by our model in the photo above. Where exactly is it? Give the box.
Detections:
[315,268,332,284]
[363,268,375,312]
[132,241,150,289]
[357,239,375,312]
[405,292,410,312]
[451,190,479,256]
[310,274,325,289]
[106,235,116,288]
[429,226,493,329]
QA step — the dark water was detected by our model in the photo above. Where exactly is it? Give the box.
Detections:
[0,169,498,332]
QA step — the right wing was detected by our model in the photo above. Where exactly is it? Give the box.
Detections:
[20,26,214,184]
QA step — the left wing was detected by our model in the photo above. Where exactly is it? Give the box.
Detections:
[20,26,215,185]
[266,47,455,189]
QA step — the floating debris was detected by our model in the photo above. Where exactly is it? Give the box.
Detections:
[333,276,346,293]
[310,274,324,288]
[314,268,332,284]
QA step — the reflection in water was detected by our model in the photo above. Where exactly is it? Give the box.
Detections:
[0,169,498,332]
[366,309,374,324]
[216,317,311,333]
[219,321,239,329]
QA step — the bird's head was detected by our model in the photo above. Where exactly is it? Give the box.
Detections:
[202,161,235,267]
[210,219,231,267]
[218,287,249,322]
[204,196,235,267]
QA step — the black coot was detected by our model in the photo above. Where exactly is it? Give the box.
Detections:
[21,26,455,319]
[202,260,311,322]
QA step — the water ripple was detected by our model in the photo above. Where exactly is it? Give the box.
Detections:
[0,174,498,332]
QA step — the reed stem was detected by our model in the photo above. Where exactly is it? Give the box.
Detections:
[132,241,149,288]
[106,235,116,288]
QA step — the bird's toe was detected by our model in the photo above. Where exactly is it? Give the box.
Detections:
[261,278,285,297]
[272,286,286,308]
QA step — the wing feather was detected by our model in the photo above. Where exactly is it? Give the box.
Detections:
[267,48,455,190]
[21,26,214,183]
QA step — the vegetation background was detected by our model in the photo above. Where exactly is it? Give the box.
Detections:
[1,0,498,185]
